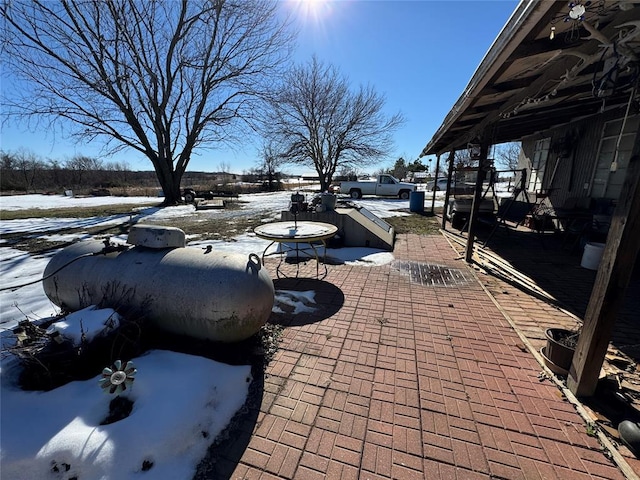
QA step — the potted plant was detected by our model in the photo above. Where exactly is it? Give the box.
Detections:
[542,328,579,375]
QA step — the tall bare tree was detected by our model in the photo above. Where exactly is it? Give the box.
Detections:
[257,141,283,191]
[263,57,404,191]
[66,155,102,187]
[494,142,522,171]
[14,150,45,194]
[1,0,293,204]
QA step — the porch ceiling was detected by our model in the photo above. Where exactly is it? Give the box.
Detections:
[422,0,640,156]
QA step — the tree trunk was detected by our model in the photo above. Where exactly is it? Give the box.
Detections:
[318,171,330,192]
[155,168,184,206]
[151,155,183,206]
[163,172,183,206]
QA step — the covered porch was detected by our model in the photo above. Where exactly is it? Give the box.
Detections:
[420,0,640,399]
[437,218,640,474]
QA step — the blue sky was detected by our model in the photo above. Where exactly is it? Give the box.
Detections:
[1,1,518,175]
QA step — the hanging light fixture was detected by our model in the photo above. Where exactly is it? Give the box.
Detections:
[548,0,609,42]
[567,1,590,21]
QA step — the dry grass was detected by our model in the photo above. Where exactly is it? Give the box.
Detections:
[0,202,161,221]
[385,209,443,235]
[153,215,265,242]
[4,197,444,254]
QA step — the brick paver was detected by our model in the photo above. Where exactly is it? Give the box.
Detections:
[205,233,628,479]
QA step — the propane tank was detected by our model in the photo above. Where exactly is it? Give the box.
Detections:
[42,225,275,343]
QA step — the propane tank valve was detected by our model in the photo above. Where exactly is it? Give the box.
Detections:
[96,237,129,255]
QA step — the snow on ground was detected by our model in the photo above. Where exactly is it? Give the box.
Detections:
[2,347,251,480]
[45,306,122,345]
[0,190,416,329]
[274,290,317,315]
[0,193,161,210]
[0,190,413,479]
[0,215,135,236]
[0,184,515,478]
[1,248,61,326]
[1,184,521,328]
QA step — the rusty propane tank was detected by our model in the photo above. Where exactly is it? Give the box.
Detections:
[42,225,274,342]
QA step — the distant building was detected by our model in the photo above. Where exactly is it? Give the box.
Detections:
[300,173,320,181]
[410,172,429,183]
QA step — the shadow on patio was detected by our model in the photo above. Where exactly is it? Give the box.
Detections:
[442,219,640,468]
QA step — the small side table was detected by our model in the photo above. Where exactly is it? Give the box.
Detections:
[254,221,338,278]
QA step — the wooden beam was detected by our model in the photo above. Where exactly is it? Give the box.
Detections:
[465,142,490,263]
[430,154,441,215]
[567,127,640,396]
[441,150,455,229]
[473,80,599,115]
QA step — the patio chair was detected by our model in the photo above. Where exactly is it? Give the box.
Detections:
[558,197,607,251]
[483,195,534,247]
[561,215,594,251]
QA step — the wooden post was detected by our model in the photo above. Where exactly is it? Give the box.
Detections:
[568,145,640,396]
[430,154,441,214]
[441,150,456,229]
[465,142,489,263]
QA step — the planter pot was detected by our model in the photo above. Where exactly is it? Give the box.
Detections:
[542,328,578,374]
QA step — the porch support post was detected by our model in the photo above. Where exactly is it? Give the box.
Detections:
[464,142,490,263]
[441,150,456,229]
[430,154,441,214]
[567,136,640,396]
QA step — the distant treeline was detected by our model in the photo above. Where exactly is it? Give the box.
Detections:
[0,150,279,195]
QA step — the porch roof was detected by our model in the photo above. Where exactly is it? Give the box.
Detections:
[421,0,640,156]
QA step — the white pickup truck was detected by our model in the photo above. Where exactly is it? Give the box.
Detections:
[336,174,417,199]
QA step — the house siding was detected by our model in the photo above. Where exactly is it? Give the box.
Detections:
[518,106,635,210]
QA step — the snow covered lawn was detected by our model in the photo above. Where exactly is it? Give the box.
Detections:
[0,190,408,479]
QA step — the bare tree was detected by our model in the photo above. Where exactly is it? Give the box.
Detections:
[494,142,522,171]
[108,160,131,186]
[335,165,360,181]
[66,155,102,187]
[454,149,474,170]
[1,0,293,205]
[48,158,64,187]
[1,151,21,190]
[14,150,45,193]
[263,57,404,191]
[257,141,283,191]
[1,151,15,171]
[217,161,231,187]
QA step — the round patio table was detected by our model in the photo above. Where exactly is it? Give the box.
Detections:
[254,221,338,278]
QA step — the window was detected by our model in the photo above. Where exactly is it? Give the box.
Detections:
[528,138,551,192]
[590,115,639,200]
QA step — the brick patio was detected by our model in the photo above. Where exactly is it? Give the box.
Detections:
[198,232,634,480]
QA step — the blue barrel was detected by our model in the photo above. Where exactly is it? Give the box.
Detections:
[409,190,425,213]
